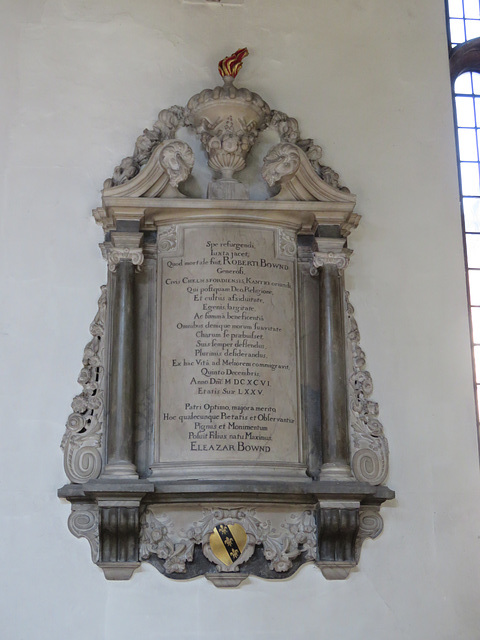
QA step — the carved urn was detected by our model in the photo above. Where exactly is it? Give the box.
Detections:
[184,49,271,198]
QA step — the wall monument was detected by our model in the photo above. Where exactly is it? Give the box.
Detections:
[58,49,393,586]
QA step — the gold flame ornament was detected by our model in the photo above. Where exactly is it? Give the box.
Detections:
[218,48,249,79]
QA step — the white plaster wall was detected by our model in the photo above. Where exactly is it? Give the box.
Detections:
[1,1,479,638]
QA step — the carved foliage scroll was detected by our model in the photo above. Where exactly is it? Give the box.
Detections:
[61,286,106,483]
[140,508,316,574]
[346,292,389,485]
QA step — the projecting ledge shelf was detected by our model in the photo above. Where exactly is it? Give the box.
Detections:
[58,479,394,505]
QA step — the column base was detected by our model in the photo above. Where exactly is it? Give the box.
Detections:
[320,462,352,481]
[101,462,139,480]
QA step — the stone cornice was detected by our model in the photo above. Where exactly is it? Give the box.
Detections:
[96,197,359,235]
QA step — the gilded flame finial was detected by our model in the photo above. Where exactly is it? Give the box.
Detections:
[218,48,249,79]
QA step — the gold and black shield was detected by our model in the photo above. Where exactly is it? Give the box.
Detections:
[209,523,247,566]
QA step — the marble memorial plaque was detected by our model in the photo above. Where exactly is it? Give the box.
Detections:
[154,224,302,474]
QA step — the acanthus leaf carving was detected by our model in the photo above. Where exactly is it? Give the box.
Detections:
[61,286,106,484]
[157,225,179,255]
[140,507,317,575]
[259,510,316,572]
[346,291,389,485]
[276,228,297,260]
[140,510,196,574]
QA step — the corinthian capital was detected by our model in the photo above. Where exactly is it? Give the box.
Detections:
[101,232,144,272]
[312,238,352,272]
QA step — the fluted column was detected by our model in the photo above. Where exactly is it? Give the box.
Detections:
[313,238,352,480]
[102,232,144,479]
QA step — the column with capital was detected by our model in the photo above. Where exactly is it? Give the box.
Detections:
[101,232,144,479]
[312,237,352,480]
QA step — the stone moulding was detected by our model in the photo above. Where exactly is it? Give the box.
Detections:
[61,286,106,484]
[59,57,394,586]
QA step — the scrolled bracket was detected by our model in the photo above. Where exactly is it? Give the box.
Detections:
[316,501,360,580]
[68,503,100,563]
[355,506,384,563]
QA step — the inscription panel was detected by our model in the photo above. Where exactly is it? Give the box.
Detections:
[156,224,301,468]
